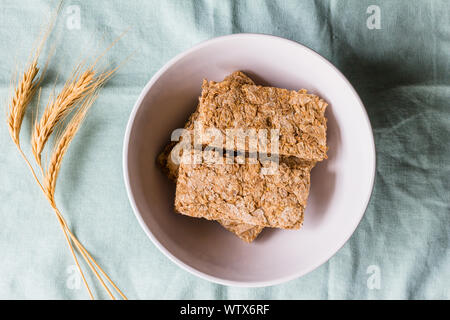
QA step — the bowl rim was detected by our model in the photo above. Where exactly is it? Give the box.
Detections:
[123,33,376,287]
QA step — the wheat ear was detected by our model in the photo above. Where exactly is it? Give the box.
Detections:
[44,93,96,204]
[31,67,95,167]
[7,61,39,146]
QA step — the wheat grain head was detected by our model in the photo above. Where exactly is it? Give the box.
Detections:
[31,67,96,166]
[44,92,99,205]
[6,60,40,146]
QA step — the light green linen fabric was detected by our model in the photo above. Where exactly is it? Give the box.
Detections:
[0,0,448,299]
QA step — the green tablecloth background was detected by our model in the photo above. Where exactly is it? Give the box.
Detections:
[0,0,448,299]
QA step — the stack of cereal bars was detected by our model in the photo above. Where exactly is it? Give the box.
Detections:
[158,71,328,242]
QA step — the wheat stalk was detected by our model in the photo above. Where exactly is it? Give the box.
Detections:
[6,54,97,300]
[38,74,126,300]
[4,1,99,299]
[8,72,127,299]
[43,89,127,300]
[4,1,97,299]
[6,61,96,300]
[6,2,127,300]
[43,93,117,300]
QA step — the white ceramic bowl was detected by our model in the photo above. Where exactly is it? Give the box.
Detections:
[123,34,375,287]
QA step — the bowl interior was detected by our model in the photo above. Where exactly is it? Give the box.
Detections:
[124,35,375,286]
